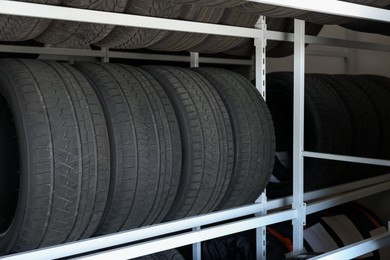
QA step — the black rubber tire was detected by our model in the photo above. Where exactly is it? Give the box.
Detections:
[317,75,380,184]
[0,0,61,41]
[95,0,182,49]
[193,68,275,210]
[74,63,182,234]
[137,249,185,260]
[266,73,351,198]
[189,9,259,54]
[173,0,243,8]
[35,0,128,47]
[0,59,110,254]
[365,74,390,92]
[346,75,390,162]
[222,38,254,56]
[144,66,234,220]
[149,5,224,52]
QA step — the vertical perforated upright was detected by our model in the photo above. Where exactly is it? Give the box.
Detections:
[254,16,268,260]
[190,51,201,260]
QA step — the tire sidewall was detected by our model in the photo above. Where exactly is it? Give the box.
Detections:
[0,65,31,254]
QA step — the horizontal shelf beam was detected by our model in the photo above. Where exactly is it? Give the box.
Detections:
[268,174,390,210]
[0,204,265,260]
[305,35,390,53]
[303,151,390,167]
[306,180,390,215]
[310,231,390,260]
[0,45,253,65]
[248,0,390,23]
[267,31,390,52]
[3,174,390,259]
[75,210,297,260]
[2,36,390,63]
[109,52,253,65]
[0,1,259,38]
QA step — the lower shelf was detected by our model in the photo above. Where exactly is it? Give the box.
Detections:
[2,174,390,259]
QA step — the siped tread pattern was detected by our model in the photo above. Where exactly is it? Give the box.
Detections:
[194,68,275,209]
[96,0,182,49]
[0,59,110,254]
[144,66,233,220]
[74,63,181,234]
[149,4,224,52]
[189,9,259,53]
[0,0,61,41]
[35,0,128,47]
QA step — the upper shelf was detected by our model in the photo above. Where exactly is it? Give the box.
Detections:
[0,0,389,54]
[0,0,389,39]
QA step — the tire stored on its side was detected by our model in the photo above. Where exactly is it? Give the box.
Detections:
[74,63,182,234]
[193,68,275,210]
[266,73,351,198]
[95,0,182,49]
[0,59,110,254]
[0,0,61,41]
[318,75,379,183]
[144,66,234,221]
[35,0,128,47]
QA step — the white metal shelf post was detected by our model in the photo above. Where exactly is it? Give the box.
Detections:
[292,19,307,255]
[189,51,201,260]
[190,52,200,68]
[254,15,268,260]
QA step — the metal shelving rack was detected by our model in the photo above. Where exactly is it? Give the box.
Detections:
[0,0,390,259]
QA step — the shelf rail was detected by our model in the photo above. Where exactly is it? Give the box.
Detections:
[1,174,389,260]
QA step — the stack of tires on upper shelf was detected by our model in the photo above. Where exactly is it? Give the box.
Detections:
[1,1,389,59]
[266,72,390,198]
[194,202,390,259]
[0,0,323,57]
[0,58,275,256]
